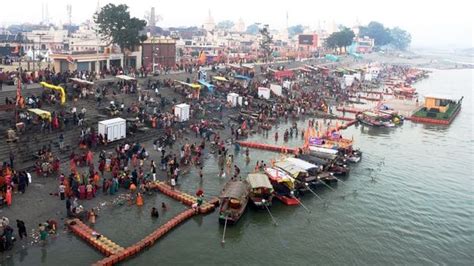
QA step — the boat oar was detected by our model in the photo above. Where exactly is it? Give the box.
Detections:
[262,199,278,226]
[221,216,228,244]
[291,191,311,213]
[304,183,323,201]
[333,176,346,185]
[321,180,336,192]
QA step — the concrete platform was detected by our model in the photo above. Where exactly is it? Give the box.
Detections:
[382,98,420,117]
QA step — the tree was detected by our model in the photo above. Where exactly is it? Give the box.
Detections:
[338,27,355,48]
[216,20,235,30]
[324,34,338,50]
[359,21,391,46]
[259,25,273,62]
[288,24,304,37]
[94,4,147,67]
[324,27,355,51]
[390,27,412,50]
[246,23,260,35]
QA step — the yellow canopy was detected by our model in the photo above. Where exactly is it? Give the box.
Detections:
[213,76,228,82]
[28,108,51,119]
[175,80,201,90]
[189,83,201,89]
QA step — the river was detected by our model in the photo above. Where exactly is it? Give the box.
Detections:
[6,69,473,265]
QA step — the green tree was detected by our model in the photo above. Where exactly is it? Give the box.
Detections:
[325,27,355,51]
[94,4,147,67]
[288,24,304,37]
[390,27,412,50]
[259,25,273,62]
[216,20,235,30]
[338,27,355,48]
[324,34,338,50]
[359,21,391,46]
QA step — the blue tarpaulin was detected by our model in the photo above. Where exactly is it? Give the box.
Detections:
[198,79,214,93]
[234,75,252,81]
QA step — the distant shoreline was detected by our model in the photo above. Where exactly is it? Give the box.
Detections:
[369,50,474,70]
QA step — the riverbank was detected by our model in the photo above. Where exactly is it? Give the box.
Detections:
[0,54,471,265]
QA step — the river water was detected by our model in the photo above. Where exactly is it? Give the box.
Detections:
[7,69,473,265]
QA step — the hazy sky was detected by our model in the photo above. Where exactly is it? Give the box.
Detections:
[1,0,473,49]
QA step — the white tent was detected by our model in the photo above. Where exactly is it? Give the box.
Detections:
[174,103,190,122]
[258,87,270,99]
[270,84,282,96]
[227,93,239,107]
[116,75,136,81]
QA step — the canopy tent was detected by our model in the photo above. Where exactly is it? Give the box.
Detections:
[343,68,358,74]
[304,64,319,72]
[274,70,294,80]
[335,68,348,74]
[116,75,136,81]
[212,76,228,82]
[175,80,201,99]
[198,80,215,93]
[227,63,242,69]
[175,80,201,89]
[234,75,252,81]
[69,78,94,85]
[248,173,273,189]
[28,108,51,119]
[241,63,255,69]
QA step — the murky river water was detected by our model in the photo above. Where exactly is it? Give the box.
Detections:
[6,69,473,265]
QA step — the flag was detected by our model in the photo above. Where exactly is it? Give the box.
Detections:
[66,55,74,64]
[241,120,247,130]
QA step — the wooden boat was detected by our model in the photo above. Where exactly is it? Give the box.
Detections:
[297,154,350,176]
[318,172,338,184]
[247,173,274,208]
[308,146,339,160]
[264,167,299,205]
[356,111,395,127]
[279,158,320,187]
[218,180,250,225]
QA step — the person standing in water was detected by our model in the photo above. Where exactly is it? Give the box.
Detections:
[151,207,159,218]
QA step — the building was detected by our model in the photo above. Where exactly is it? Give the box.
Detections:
[142,37,176,69]
[24,27,68,52]
[50,52,109,72]
[50,47,142,72]
[0,33,25,59]
[355,36,375,53]
[297,34,319,57]
[234,18,246,33]
[203,10,215,32]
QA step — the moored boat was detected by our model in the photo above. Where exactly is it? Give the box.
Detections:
[264,167,299,205]
[356,111,395,127]
[218,180,250,225]
[284,157,322,187]
[247,173,274,208]
[297,154,350,176]
[308,146,339,160]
